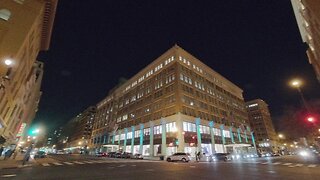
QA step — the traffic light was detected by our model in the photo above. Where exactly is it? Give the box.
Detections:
[306,115,317,123]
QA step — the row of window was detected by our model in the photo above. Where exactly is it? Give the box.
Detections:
[124,56,175,93]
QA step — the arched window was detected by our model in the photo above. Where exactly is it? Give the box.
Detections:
[0,9,11,21]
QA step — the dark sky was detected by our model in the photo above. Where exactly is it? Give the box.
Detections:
[36,0,320,131]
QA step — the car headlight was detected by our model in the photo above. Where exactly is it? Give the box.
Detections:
[299,151,309,157]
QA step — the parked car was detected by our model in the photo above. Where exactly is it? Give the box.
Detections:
[96,152,107,157]
[131,153,143,159]
[166,152,191,162]
[115,152,122,158]
[107,152,116,158]
[34,151,47,158]
[212,153,231,161]
[121,152,132,158]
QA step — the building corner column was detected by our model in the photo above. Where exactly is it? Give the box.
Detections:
[176,113,185,152]
[161,118,167,156]
[149,121,154,157]
[139,123,144,154]
[220,124,226,152]
[124,128,128,152]
[195,118,202,152]
[131,126,135,154]
[209,121,216,154]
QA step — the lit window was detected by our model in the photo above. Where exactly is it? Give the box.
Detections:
[0,9,11,21]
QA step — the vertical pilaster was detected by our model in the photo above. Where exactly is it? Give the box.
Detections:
[131,126,135,154]
[245,130,248,143]
[139,124,144,154]
[176,114,185,152]
[118,130,121,147]
[195,118,202,152]
[209,121,216,154]
[220,124,225,153]
[161,118,167,156]
[251,131,257,154]
[237,128,242,143]
[230,127,235,143]
[112,132,115,145]
[124,128,128,152]
[149,122,154,157]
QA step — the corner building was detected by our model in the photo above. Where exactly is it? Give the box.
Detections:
[0,0,57,145]
[291,0,320,82]
[246,99,278,153]
[91,45,256,157]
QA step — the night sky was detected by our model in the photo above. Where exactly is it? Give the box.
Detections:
[36,0,320,132]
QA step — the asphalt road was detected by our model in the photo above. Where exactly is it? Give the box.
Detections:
[1,155,319,180]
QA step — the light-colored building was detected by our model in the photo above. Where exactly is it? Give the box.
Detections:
[0,0,58,146]
[291,0,320,82]
[91,45,256,157]
[246,99,278,153]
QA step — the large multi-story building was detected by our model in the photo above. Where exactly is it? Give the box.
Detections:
[91,45,256,157]
[62,106,96,153]
[0,0,58,145]
[291,0,320,82]
[246,99,278,153]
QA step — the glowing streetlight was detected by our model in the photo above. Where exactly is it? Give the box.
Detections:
[278,134,284,139]
[290,79,302,88]
[4,59,13,66]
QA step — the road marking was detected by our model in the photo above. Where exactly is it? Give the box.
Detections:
[42,163,50,166]
[117,164,126,167]
[53,162,63,166]
[272,162,281,165]
[190,165,196,168]
[64,162,74,165]
[308,164,317,168]
[1,174,17,178]
[261,162,269,165]
[83,161,94,164]
[73,161,85,164]
[131,164,136,167]
[174,163,178,165]
[295,164,303,167]
[283,163,292,166]
[146,169,154,171]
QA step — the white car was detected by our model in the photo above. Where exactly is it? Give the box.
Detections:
[166,153,191,162]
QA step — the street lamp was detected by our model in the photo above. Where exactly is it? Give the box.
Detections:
[4,59,13,66]
[278,134,284,139]
[1,58,13,89]
[289,78,310,112]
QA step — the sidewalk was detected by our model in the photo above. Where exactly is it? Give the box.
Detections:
[0,154,34,169]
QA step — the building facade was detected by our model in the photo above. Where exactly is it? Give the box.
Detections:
[91,45,256,157]
[291,0,320,82]
[62,106,96,153]
[246,99,278,153]
[0,0,58,145]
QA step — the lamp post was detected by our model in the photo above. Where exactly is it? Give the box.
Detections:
[290,79,310,112]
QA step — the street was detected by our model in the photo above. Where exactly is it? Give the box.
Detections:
[0,155,319,180]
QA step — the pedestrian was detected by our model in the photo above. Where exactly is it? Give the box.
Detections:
[195,151,198,162]
[4,149,12,160]
[0,146,4,157]
[197,151,201,162]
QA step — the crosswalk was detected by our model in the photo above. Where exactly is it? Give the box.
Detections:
[257,161,318,168]
[40,160,147,167]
